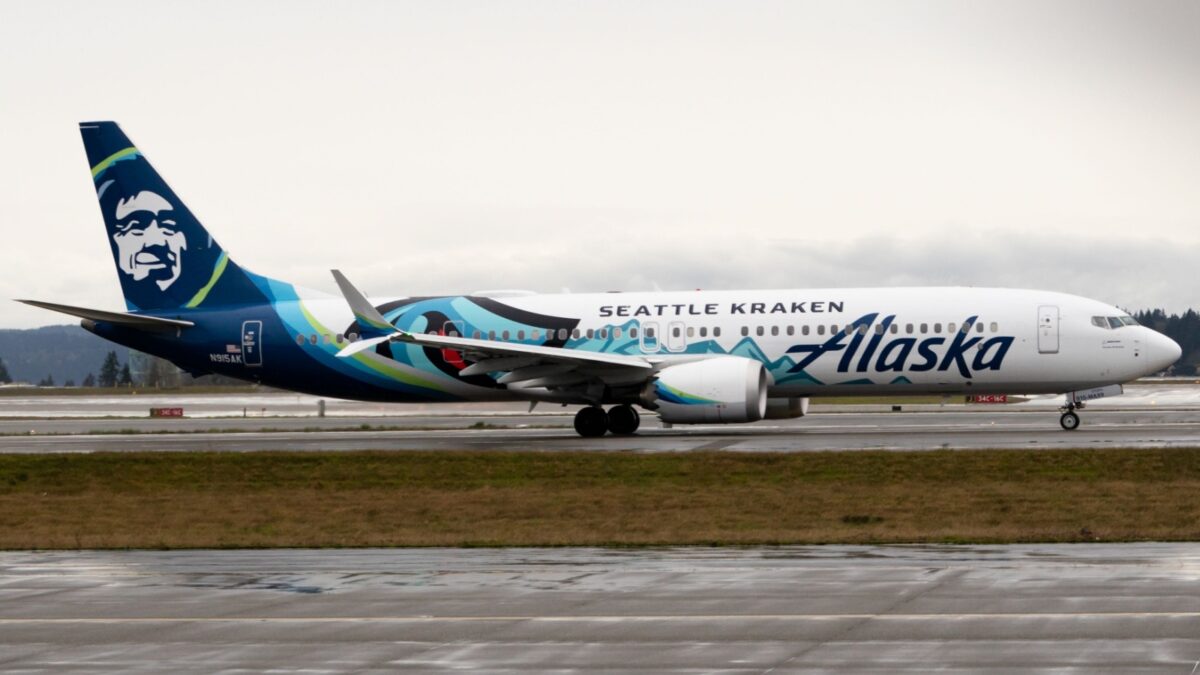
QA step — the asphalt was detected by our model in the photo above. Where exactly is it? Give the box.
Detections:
[1,407,1198,453]
[3,545,1200,673]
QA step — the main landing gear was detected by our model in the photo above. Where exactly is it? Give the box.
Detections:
[573,405,641,437]
[1059,403,1083,431]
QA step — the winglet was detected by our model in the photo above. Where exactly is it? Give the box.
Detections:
[331,270,395,337]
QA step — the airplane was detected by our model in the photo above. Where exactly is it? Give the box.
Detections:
[18,122,1183,436]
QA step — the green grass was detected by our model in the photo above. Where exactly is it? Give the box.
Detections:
[2,448,1200,549]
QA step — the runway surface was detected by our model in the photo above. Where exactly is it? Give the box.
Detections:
[3,545,1200,673]
[1,408,1198,453]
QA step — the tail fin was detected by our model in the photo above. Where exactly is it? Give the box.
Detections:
[81,121,258,312]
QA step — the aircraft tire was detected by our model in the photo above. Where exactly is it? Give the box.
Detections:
[1060,411,1080,431]
[574,406,609,437]
[607,405,640,435]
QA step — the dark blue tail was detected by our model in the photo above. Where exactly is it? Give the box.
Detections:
[81,121,263,312]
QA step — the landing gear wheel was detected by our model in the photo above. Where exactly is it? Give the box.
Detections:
[607,405,641,435]
[1060,410,1081,431]
[573,406,609,437]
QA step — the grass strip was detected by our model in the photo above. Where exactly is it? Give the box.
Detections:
[2,448,1199,549]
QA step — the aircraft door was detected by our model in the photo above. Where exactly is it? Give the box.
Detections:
[241,320,263,367]
[640,322,660,353]
[1037,305,1059,354]
[666,321,687,352]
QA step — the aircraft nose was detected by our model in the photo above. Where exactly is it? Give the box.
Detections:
[1145,330,1182,373]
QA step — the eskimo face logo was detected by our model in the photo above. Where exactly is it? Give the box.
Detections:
[112,191,186,291]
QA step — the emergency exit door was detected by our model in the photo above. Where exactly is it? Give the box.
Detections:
[1037,305,1059,354]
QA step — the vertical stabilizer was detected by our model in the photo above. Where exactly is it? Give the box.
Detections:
[81,121,258,311]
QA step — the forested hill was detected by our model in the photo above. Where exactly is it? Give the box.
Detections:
[1,311,1198,385]
[0,325,116,386]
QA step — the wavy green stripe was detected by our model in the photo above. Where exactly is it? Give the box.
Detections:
[91,147,140,178]
[184,252,228,308]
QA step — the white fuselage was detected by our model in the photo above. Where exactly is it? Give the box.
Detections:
[291,286,1178,400]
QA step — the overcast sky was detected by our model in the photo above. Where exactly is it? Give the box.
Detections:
[2,0,1198,328]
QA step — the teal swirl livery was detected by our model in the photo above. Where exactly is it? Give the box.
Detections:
[18,122,1182,436]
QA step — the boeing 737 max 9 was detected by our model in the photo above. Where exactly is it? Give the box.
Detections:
[18,122,1182,436]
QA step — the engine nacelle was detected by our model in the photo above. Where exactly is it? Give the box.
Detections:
[764,396,810,419]
[645,357,768,424]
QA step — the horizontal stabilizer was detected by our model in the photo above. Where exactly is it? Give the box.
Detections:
[17,299,194,330]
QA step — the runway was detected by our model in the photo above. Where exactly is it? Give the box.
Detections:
[1,408,1198,453]
[3,545,1200,672]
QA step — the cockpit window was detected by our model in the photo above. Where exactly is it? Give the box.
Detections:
[1093,315,1140,329]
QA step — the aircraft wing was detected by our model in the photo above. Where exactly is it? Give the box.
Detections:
[330,271,655,396]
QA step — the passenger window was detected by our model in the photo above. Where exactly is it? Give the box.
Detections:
[645,327,655,338]
[614,327,622,339]
[572,329,580,339]
[586,329,594,339]
[336,333,345,344]
[309,334,318,345]
[934,323,942,333]
[830,324,839,334]
[348,333,358,341]
[741,326,749,337]
[489,330,496,340]
[920,323,928,334]
[818,325,826,336]
[802,325,810,336]
[673,326,681,338]
[890,324,898,334]
[947,323,956,334]
[687,327,695,338]
[905,323,913,334]
[786,325,794,336]
[518,330,526,340]
[989,322,998,333]
[502,330,510,340]
[713,327,721,337]
[531,329,540,340]
[598,329,607,339]
[770,326,779,336]
[975,323,983,333]
[296,334,305,346]
[756,326,764,337]
[629,327,637,339]
[699,327,708,337]
[559,328,569,340]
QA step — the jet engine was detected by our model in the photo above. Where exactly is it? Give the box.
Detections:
[644,357,769,424]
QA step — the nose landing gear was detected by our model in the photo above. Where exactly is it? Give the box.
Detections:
[1059,403,1083,431]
